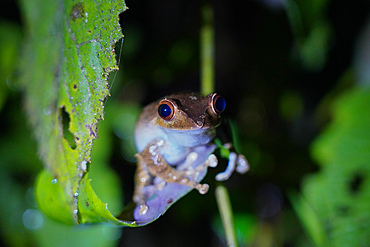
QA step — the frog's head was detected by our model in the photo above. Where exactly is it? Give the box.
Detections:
[155,92,226,146]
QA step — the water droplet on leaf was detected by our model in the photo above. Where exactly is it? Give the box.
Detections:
[43,107,52,116]
[22,209,44,230]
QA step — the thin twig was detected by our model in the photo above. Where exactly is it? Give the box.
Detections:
[200,4,238,247]
[215,185,238,247]
[200,4,215,95]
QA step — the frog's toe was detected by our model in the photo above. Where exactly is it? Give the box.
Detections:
[138,204,149,215]
[195,183,209,194]
[207,154,218,168]
[178,177,210,194]
[178,152,197,170]
[192,154,218,174]
[215,152,237,181]
[236,154,249,174]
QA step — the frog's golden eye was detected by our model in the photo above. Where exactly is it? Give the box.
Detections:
[210,93,226,115]
[158,99,175,121]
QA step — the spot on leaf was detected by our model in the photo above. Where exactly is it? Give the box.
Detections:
[349,173,364,195]
[70,3,84,21]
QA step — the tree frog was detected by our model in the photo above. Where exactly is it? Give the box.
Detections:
[132,92,249,223]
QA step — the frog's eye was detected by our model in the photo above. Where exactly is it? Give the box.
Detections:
[211,94,226,115]
[158,100,175,120]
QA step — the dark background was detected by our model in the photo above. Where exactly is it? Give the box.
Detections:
[115,1,369,246]
[0,0,369,246]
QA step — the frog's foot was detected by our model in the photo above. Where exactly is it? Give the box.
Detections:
[215,152,250,181]
[172,177,209,194]
[139,144,212,195]
[196,154,218,170]
[137,203,149,216]
[133,161,150,215]
[134,179,169,215]
[176,152,198,171]
[163,168,210,194]
[175,153,218,194]
[183,154,217,179]
[133,185,149,216]
[236,154,249,174]
[178,152,218,172]
[133,182,167,216]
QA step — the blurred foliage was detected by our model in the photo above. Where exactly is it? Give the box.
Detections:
[293,87,370,247]
[285,0,332,71]
[0,21,22,110]
[1,0,370,246]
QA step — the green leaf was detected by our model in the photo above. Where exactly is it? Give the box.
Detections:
[33,215,122,247]
[294,87,370,247]
[18,0,133,225]
[35,169,75,225]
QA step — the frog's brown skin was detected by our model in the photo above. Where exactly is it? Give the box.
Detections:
[134,93,221,153]
[133,92,248,216]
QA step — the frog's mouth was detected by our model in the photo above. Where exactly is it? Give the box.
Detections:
[164,127,217,147]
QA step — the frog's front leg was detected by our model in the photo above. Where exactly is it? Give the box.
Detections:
[132,156,153,215]
[134,140,214,214]
[215,143,250,181]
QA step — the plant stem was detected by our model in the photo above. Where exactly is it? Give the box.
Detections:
[215,185,238,247]
[200,4,238,247]
[200,4,215,95]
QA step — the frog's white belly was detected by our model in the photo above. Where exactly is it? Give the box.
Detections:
[134,115,216,165]
[134,123,190,165]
